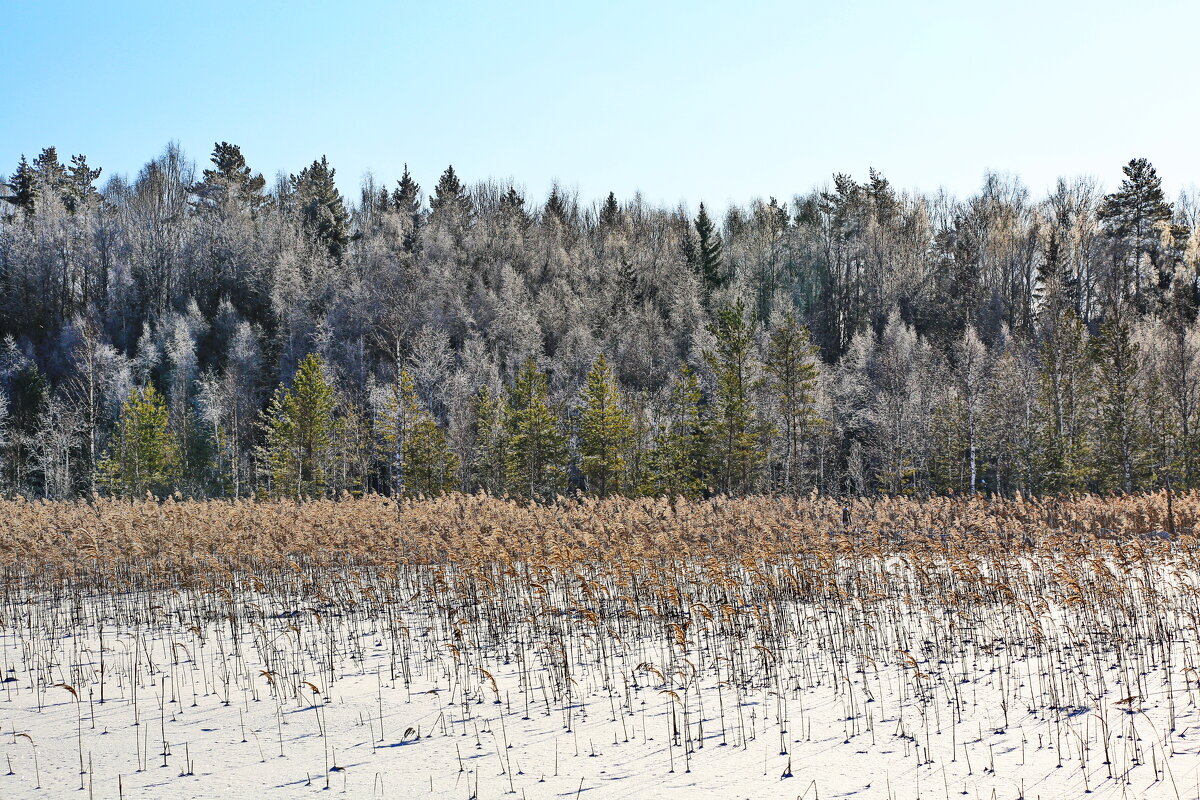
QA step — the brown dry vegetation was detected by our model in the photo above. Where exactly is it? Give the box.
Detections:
[1,491,1192,579]
[1,492,1199,795]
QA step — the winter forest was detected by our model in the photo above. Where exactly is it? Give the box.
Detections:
[0,142,1195,501]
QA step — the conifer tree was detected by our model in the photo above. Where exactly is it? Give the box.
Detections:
[499,186,531,234]
[647,365,707,498]
[259,353,337,498]
[290,156,350,260]
[543,185,570,227]
[764,313,823,494]
[1037,311,1093,492]
[577,354,633,496]
[330,399,374,496]
[63,154,101,212]
[31,147,68,198]
[392,164,422,252]
[430,165,471,218]
[6,148,78,214]
[100,385,177,497]
[7,155,35,213]
[173,404,216,496]
[504,359,566,499]
[694,203,725,304]
[599,191,621,230]
[378,369,457,496]
[392,165,421,216]
[3,365,48,490]
[194,142,267,214]
[1092,317,1143,492]
[1099,158,1174,307]
[471,387,508,495]
[705,303,768,494]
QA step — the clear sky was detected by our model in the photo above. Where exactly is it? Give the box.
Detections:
[3,0,1198,211]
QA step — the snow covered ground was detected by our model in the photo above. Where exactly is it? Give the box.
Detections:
[1,552,1199,799]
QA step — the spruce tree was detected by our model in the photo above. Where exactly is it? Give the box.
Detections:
[430,165,471,218]
[378,369,457,496]
[3,365,48,490]
[7,147,99,214]
[647,365,707,498]
[499,186,531,231]
[1036,311,1093,492]
[764,313,823,494]
[259,353,337,499]
[100,385,177,497]
[504,359,566,499]
[1092,317,1143,492]
[290,156,350,260]
[704,303,768,494]
[577,354,633,496]
[392,164,421,216]
[393,164,422,252]
[599,191,621,230]
[543,185,570,227]
[7,155,35,213]
[406,414,458,496]
[471,387,508,495]
[694,203,725,304]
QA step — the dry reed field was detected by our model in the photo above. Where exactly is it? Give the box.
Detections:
[1,492,1199,799]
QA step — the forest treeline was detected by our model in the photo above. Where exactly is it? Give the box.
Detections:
[1,142,1198,499]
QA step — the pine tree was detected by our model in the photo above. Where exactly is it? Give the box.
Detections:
[647,365,707,498]
[194,142,266,214]
[577,354,633,496]
[504,359,566,499]
[63,154,101,212]
[290,156,350,260]
[705,303,768,494]
[764,313,823,494]
[100,385,177,497]
[259,353,337,499]
[1099,158,1174,308]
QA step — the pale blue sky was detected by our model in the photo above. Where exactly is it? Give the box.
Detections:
[3,0,1197,210]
